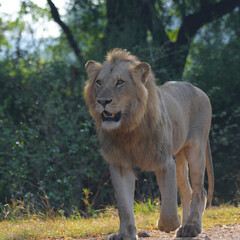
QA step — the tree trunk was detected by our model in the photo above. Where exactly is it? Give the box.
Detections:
[105,0,148,51]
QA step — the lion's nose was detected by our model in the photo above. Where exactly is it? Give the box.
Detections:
[97,99,112,107]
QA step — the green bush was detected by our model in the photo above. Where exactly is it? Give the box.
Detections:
[0,57,112,214]
[0,8,240,213]
[184,21,240,203]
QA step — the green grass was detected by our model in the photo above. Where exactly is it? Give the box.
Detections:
[0,202,239,240]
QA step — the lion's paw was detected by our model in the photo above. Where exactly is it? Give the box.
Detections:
[108,234,117,240]
[176,223,201,237]
[108,233,137,240]
[158,215,180,233]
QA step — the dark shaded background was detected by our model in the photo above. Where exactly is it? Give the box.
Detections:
[0,0,239,216]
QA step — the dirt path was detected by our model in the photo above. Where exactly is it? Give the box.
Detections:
[85,225,240,240]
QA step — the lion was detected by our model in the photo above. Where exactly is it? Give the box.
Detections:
[84,49,214,240]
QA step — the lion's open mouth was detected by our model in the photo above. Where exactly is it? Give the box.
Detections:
[101,111,121,122]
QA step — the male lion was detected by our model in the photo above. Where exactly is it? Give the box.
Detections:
[84,49,214,239]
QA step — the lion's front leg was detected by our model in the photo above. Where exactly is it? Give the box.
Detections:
[155,157,180,233]
[109,163,137,240]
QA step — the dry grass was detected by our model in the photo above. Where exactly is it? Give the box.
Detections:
[0,203,239,240]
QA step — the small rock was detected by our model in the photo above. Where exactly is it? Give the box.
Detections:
[138,231,150,238]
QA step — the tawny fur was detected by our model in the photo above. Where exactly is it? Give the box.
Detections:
[85,49,169,170]
[84,49,214,239]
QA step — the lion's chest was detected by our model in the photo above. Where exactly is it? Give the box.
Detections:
[100,131,168,171]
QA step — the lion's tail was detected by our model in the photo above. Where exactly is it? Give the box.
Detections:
[206,139,214,208]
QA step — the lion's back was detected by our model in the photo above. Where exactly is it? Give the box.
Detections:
[158,81,212,153]
[159,81,211,116]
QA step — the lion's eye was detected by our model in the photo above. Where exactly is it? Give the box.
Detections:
[96,79,102,86]
[116,79,125,86]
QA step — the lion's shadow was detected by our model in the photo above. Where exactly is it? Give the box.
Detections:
[174,236,211,240]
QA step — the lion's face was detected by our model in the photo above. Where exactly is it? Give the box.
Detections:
[94,61,136,130]
[84,50,151,131]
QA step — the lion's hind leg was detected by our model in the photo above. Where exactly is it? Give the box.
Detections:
[176,150,192,226]
[177,143,207,238]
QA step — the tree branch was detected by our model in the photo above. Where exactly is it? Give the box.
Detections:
[177,0,240,46]
[47,0,82,63]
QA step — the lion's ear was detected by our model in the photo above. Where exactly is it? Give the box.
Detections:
[133,62,151,84]
[85,60,102,78]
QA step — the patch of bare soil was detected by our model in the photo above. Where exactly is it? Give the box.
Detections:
[85,225,240,240]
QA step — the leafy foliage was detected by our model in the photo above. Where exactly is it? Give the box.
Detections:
[184,10,240,203]
[0,56,112,213]
[0,0,239,215]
